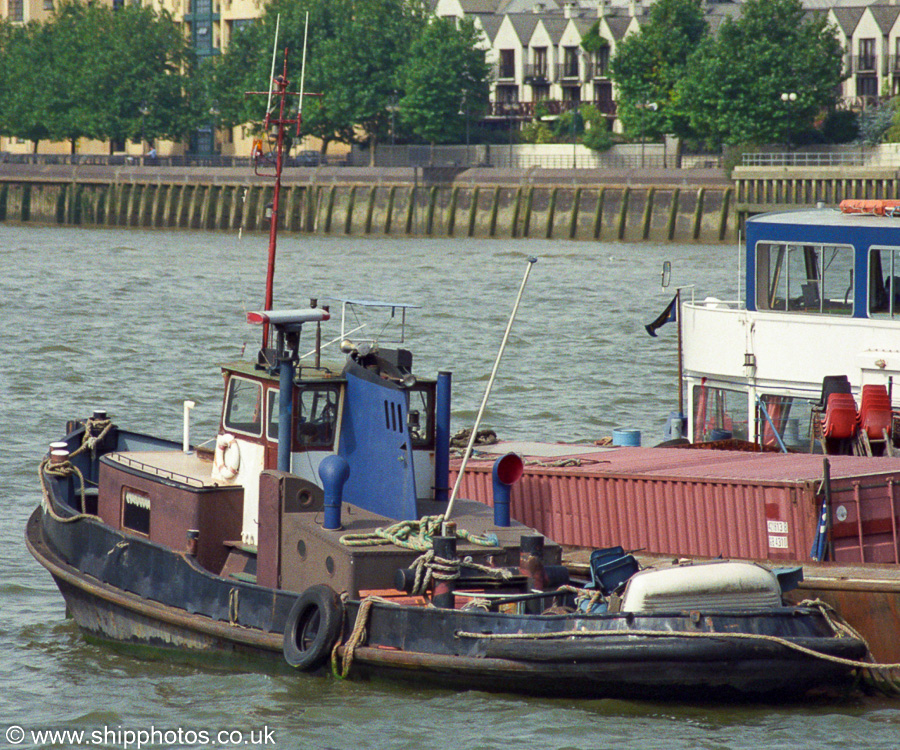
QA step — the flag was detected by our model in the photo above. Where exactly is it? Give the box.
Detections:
[644,295,678,337]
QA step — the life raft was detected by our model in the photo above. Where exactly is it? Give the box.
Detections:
[839,199,900,216]
[212,433,240,481]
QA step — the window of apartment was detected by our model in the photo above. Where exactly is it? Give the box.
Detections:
[563,46,579,78]
[859,38,876,71]
[594,46,610,77]
[8,0,23,22]
[756,242,854,315]
[533,47,547,77]
[857,75,878,98]
[499,49,515,79]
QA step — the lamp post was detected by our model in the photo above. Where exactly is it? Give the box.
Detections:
[781,91,797,159]
[636,101,657,169]
[209,103,220,157]
[139,102,150,164]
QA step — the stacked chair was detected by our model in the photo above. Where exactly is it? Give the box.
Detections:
[858,385,894,456]
[812,376,896,456]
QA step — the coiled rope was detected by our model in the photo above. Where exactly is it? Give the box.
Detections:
[339,514,498,552]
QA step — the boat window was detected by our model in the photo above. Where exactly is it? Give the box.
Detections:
[408,384,435,449]
[296,386,340,449]
[122,488,150,535]
[756,242,853,315]
[869,247,900,318]
[758,395,813,451]
[223,376,263,437]
[692,385,749,442]
[266,388,279,441]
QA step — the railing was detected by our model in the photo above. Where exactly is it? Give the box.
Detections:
[557,63,581,81]
[741,152,868,167]
[524,64,556,83]
[0,153,340,168]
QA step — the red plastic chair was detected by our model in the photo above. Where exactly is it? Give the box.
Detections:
[823,393,858,439]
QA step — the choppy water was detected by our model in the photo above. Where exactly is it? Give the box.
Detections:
[2,225,898,750]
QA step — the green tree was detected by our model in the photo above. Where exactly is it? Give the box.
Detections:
[213,0,350,152]
[0,20,53,151]
[0,2,198,153]
[677,0,844,146]
[398,17,490,146]
[609,0,708,142]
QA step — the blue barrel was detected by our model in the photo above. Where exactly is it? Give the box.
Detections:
[709,428,733,441]
[612,428,641,447]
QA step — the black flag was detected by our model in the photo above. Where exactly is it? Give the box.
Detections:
[644,295,677,337]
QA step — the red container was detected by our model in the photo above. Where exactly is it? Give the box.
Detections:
[451,445,900,564]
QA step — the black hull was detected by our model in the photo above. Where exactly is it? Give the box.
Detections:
[27,507,869,699]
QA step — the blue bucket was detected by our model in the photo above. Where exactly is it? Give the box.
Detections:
[612,428,641,447]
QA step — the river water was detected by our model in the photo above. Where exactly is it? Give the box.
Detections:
[2,225,899,749]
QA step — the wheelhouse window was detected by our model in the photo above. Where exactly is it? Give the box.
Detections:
[693,385,748,442]
[266,388,279,441]
[223,376,263,436]
[122,489,150,535]
[758,395,812,451]
[869,247,900,317]
[756,242,854,315]
[296,386,340,449]
[408,384,435,449]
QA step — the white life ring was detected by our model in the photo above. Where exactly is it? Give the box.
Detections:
[212,433,241,481]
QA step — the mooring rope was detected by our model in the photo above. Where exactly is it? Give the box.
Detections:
[339,514,498,552]
[38,417,112,522]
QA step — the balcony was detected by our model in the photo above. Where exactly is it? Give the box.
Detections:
[557,63,581,81]
[524,64,555,84]
[494,63,517,81]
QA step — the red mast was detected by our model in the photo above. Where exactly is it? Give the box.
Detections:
[246,51,317,351]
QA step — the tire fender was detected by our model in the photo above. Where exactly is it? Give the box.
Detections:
[283,585,343,670]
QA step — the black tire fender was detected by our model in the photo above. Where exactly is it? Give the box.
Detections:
[282,585,343,670]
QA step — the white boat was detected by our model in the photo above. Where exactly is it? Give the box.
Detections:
[680,202,900,453]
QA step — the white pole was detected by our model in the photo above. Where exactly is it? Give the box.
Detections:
[183,400,196,453]
[265,14,281,119]
[443,257,537,527]
[297,12,309,120]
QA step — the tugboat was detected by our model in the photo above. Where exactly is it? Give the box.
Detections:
[25,59,872,699]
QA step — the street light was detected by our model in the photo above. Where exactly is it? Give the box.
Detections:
[781,92,797,157]
[209,103,220,157]
[636,101,657,169]
[139,102,150,163]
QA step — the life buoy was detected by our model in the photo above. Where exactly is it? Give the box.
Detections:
[212,433,240,481]
[282,585,343,670]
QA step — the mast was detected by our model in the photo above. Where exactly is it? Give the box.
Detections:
[246,46,318,352]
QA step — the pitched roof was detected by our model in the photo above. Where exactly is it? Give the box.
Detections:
[830,6,866,35]
[477,13,505,41]
[540,15,569,43]
[507,13,542,41]
[867,4,900,33]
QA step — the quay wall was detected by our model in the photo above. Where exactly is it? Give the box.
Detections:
[733,165,900,213]
[0,177,736,244]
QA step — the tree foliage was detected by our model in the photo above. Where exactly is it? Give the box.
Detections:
[398,17,490,145]
[214,1,490,153]
[609,0,708,141]
[677,0,844,146]
[0,1,198,151]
